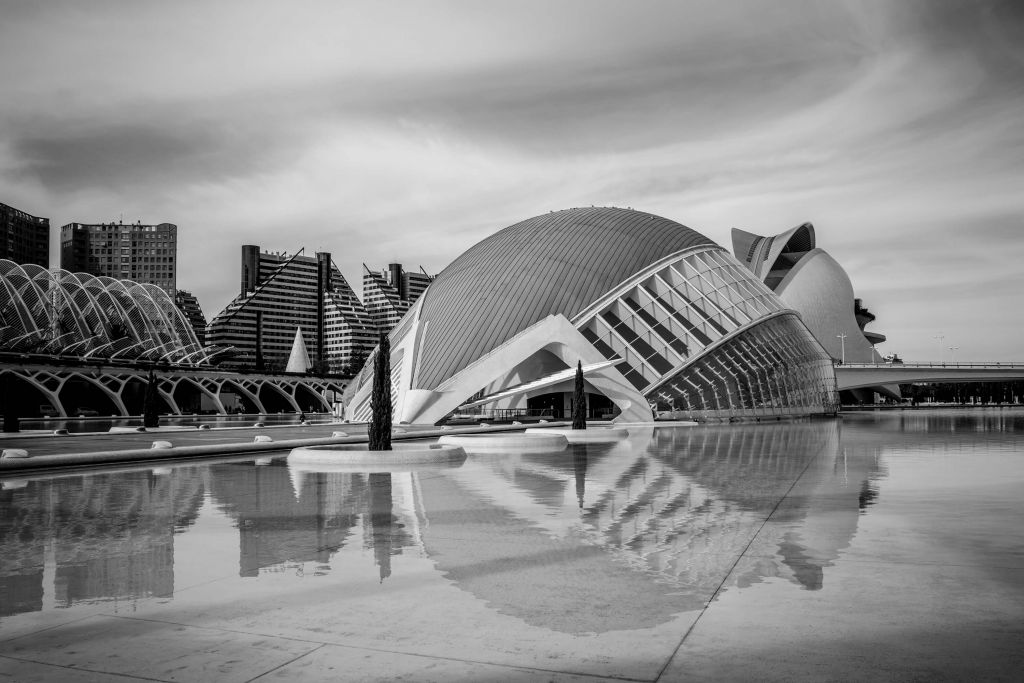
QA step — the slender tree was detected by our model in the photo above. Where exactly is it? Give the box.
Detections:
[143,366,161,428]
[368,333,392,450]
[571,360,587,430]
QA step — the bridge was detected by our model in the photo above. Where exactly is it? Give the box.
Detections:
[0,356,349,418]
[835,362,1024,392]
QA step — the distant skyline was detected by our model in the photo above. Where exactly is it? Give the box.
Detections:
[2,0,1022,360]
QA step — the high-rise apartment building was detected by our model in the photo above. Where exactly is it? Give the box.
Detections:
[208,245,376,374]
[362,263,434,336]
[1,201,49,267]
[174,290,208,347]
[60,221,177,296]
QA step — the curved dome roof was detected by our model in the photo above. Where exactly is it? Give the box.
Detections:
[412,207,716,390]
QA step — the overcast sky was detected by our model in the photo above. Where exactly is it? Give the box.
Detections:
[2,0,1022,361]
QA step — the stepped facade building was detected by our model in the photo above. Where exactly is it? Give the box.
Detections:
[361,263,433,336]
[207,246,375,374]
[1,201,50,268]
[174,290,208,347]
[346,207,839,424]
[60,221,177,296]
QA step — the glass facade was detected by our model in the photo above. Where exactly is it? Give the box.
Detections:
[575,247,837,419]
[651,315,838,418]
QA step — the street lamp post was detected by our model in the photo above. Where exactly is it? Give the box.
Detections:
[836,333,847,364]
[934,334,944,364]
[949,346,959,364]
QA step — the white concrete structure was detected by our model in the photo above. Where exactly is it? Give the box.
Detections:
[733,223,897,400]
[346,208,838,425]
[285,327,311,373]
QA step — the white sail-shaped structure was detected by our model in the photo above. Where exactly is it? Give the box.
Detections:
[285,326,311,373]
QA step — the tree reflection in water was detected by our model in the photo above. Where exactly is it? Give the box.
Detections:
[368,473,393,583]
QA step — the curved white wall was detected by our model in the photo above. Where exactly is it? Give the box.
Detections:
[775,249,880,364]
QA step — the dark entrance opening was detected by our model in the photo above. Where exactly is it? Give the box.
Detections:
[220,382,260,414]
[58,377,120,417]
[527,392,564,420]
[588,392,617,419]
[294,384,326,413]
[1,373,60,418]
[122,377,173,416]
[173,380,205,414]
[259,384,294,413]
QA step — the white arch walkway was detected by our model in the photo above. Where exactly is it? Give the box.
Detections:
[0,360,347,417]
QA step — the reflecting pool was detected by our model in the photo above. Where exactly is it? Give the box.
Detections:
[2,410,1023,681]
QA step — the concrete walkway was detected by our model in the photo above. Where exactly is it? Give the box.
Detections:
[0,421,572,471]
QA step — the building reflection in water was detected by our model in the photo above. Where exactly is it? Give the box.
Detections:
[208,463,420,582]
[1,418,891,631]
[409,420,884,632]
[644,422,883,591]
[0,468,204,618]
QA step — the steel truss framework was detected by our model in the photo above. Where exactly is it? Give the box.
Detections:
[1,363,346,417]
[0,260,220,365]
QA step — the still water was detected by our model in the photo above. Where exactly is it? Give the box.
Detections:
[2,409,1023,679]
[17,412,315,433]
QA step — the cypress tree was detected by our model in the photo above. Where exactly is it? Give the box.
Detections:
[369,333,392,450]
[571,361,587,430]
[143,367,161,428]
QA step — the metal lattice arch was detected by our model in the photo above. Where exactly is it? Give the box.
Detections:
[0,259,218,364]
[345,207,839,424]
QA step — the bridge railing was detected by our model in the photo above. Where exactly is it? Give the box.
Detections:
[836,361,1024,369]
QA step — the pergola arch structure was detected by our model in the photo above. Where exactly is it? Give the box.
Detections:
[0,260,205,364]
[0,361,346,418]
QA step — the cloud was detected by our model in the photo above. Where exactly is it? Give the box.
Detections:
[0,0,1022,359]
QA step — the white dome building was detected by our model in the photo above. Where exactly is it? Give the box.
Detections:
[346,208,839,424]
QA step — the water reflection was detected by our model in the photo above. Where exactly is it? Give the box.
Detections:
[18,413,318,434]
[1,416,913,633]
[369,473,395,583]
[642,422,883,591]
[0,468,204,617]
[209,463,416,582]
[425,421,876,616]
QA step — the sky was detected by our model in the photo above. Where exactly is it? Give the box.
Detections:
[2,0,1023,361]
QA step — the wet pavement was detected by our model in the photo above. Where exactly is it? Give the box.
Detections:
[1,410,1023,681]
